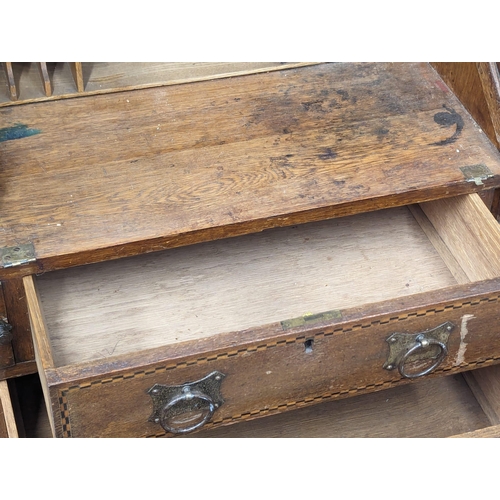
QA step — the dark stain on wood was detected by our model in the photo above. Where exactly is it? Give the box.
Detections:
[431,105,464,146]
[375,127,390,141]
[301,98,340,113]
[0,124,41,143]
[336,89,350,101]
[318,148,337,160]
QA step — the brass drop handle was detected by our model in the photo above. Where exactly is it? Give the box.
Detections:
[148,371,225,434]
[384,321,453,379]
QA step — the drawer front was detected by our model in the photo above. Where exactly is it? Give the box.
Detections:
[39,280,500,437]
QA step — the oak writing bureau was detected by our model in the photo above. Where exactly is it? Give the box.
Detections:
[3,62,500,437]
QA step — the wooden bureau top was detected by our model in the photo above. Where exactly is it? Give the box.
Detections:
[1,62,500,277]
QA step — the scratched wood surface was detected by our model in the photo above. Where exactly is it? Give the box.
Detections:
[34,206,458,366]
[2,62,500,278]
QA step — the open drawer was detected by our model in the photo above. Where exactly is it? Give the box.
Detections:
[25,193,500,437]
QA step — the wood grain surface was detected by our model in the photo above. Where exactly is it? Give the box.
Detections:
[419,193,500,427]
[2,62,500,279]
[0,380,18,437]
[420,193,500,282]
[0,396,6,437]
[0,283,14,370]
[37,63,52,97]
[69,63,84,93]
[24,275,56,435]
[24,195,500,436]
[449,423,500,437]
[2,63,17,101]
[462,365,500,425]
[25,192,500,437]
[0,360,37,381]
[477,62,500,148]
[431,63,500,223]
[2,279,34,363]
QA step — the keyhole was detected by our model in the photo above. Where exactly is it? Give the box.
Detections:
[304,339,314,353]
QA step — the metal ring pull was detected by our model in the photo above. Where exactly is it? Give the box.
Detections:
[148,371,225,434]
[384,322,453,379]
[398,335,448,379]
[160,389,215,434]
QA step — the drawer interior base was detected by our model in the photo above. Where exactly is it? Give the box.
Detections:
[35,205,458,367]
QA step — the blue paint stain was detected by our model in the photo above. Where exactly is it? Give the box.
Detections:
[0,124,41,143]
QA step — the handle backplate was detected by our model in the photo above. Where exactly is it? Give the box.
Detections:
[383,321,454,378]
